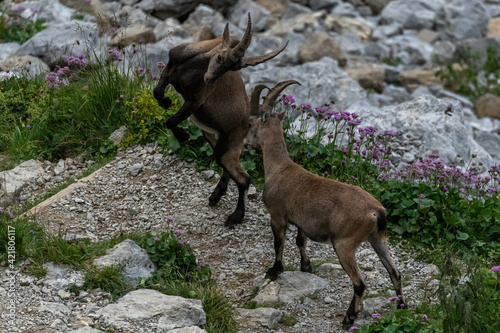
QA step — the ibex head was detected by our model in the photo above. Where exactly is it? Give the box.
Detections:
[246,80,301,149]
[204,14,289,85]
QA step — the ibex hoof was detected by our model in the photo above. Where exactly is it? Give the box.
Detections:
[172,128,190,144]
[224,210,244,228]
[158,97,172,109]
[342,315,355,330]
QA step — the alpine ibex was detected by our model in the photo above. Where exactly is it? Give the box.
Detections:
[246,81,406,328]
[153,14,287,228]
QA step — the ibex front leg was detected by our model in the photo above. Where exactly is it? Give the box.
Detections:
[166,100,200,144]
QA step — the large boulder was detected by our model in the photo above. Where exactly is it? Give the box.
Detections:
[297,32,345,65]
[228,0,269,32]
[137,0,198,20]
[0,55,49,76]
[348,96,497,170]
[15,22,103,66]
[443,0,489,41]
[0,159,45,206]
[476,93,500,120]
[380,0,445,29]
[16,0,75,24]
[243,57,367,111]
[97,289,206,331]
[252,271,329,304]
[0,43,21,63]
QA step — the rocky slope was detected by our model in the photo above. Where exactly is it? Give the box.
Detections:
[1,144,440,332]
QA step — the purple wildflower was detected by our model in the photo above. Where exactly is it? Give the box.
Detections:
[418,194,425,199]
[492,266,500,272]
[421,314,429,321]
[324,171,328,175]
[178,240,184,245]
[167,216,174,222]
[26,125,32,129]
[199,260,206,267]
[108,49,122,61]
[153,237,160,242]
[372,313,381,319]
[157,61,166,69]
[342,160,345,165]
[349,326,359,332]
[174,229,184,236]
[444,187,448,192]
[67,55,88,68]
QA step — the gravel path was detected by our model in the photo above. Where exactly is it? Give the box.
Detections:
[1,144,438,332]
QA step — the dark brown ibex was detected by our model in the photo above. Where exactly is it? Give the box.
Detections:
[153,14,287,228]
[247,81,406,328]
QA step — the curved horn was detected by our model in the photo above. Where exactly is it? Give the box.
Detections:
[241,41,289,68]
[250,84,269,115]
[228,13,252,63]
[261,80,301,114]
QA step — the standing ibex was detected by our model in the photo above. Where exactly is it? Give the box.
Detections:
[246,81,406,328]
[154,14,287,227]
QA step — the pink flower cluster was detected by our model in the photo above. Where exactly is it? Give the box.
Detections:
[67,55,88,68]
[45,66,70,88]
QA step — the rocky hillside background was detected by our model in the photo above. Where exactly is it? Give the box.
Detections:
[1,0,500,171]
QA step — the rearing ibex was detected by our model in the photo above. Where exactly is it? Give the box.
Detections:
[246,81,406,328]
[154,14,287,227]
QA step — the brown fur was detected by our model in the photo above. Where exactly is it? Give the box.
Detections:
[153,15,287,228]
[247,82,406,328]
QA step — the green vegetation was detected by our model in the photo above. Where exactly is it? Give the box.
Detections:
[436,46,500,102]
[0,4,45,44]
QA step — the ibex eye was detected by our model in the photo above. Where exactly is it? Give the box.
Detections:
[217,55,222,62]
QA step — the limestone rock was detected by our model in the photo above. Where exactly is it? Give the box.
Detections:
[487,18,500,38]
[325,14,373,42]
[0,159,45,205]
[315,263,344,279]
[474,131,500,160]
[93,239,156,286]
[363,0,391,14]
[110,26,156,48]
[252,271,329,304]
[137,0,198,20]
[346,64,385,93]
[398,68,443,87]
[417,29,440,44]
[297,32,345,65]
[361,296,390,316]
[477,94,500,120]
[0,55,49,76]
[109,126,128,146]
[229,0,269,32]
[42,262,85,290]
[236,307,283,329]
[97,289,206,331]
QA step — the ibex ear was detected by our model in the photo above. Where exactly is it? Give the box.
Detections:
[278,112,286,121]
[262,112,270,124]
[222,23,230,48]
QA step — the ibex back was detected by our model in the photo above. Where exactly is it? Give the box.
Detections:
[154,14,287,228]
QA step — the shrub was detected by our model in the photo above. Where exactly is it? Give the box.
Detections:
[0,4,45,44]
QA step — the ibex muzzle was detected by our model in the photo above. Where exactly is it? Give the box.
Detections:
[153,14,288,228]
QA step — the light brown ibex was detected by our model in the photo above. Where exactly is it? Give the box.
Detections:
[246,81,406,328]
[153,14,287,228]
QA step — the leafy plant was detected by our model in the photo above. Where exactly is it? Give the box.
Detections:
[357,309,440,333]
[0,4,46,44]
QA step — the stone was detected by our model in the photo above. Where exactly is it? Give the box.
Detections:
[380,0,444,28]
[349,96,496,170]
[229,0,269,32]
[267,12,325,38]
[315,263,344,279]
[39,301,71,316]
[297,32,345,65]
[417,29,440,44]
[129,163,144,177]
[110,26,156,48]
[432,41,456,64]
[422,264,440,277]
[383,85,412,104]
[398,68,443,87]
[474,131,500,160]
[17,0,75,24]
[436,90,474,109]
[363,0,391,14]
[0,42,21,63]
[109,126,128,146]
[54,159,66,176]
[487,18,500,37]
[364,42,390,60]
[325,14,373,42]
[42,262,85,290]
[154,17,185,40]
[282,2,312,21]
[411,86,432,98]
[252,271,329,304]
[70,327,106,333]
[383,35,434,66]
[361,296,390,316]
[0,55,50,76]
[456,38,500,67]
[331,2,358,17]
[57,289,71,299]
[235,307,283,329]
[15,22,103,66]
[443,0,489,41]
[183,4,227,37]
[169,327,207,333]
[137,0,198,20]
[244,57,366,112]
[93,239,156,286]
[372,22,401,41]
[476,94,500,120]
[309,0,341,11]
[346,64,385,93]
[97,289,206,330]
[0,159,45,205]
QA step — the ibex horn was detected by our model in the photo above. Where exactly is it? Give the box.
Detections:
[229,13,252,63]
[261,80,301,115]
[222,23,231,48]
[250,84,269,116]
[241,41,289,68]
